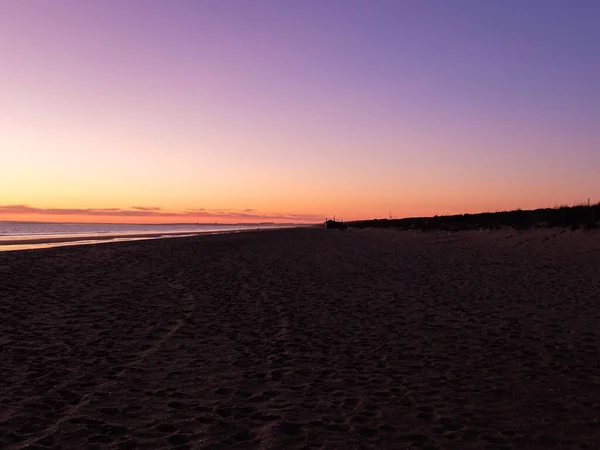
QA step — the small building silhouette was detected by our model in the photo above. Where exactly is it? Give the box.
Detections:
[324,217,347,231]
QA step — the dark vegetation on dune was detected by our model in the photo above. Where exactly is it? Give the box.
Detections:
[347,202,600,232]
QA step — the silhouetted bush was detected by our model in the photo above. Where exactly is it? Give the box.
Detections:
[348,202,600,232]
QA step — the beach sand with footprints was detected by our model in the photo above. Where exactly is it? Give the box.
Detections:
[1,227,600,449]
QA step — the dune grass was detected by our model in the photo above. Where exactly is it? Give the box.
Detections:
[348,202,599,232]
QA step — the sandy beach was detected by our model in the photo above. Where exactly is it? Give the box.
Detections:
[1,227,600,449]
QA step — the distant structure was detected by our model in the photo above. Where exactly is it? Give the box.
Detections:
[325,217,348,231]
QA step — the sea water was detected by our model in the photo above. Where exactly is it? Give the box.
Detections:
[0,221,295,251]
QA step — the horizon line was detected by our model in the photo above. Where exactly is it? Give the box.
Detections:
[0,219,314,226]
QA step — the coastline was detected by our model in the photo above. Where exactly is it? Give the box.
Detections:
[2,227,600,448]
[0,226,299,252]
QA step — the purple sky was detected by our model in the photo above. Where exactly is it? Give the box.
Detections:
[1,0,599,222]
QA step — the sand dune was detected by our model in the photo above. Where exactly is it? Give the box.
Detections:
[1,228,600,449]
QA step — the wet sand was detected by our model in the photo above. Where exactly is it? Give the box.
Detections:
[0,230,254,252]
[0,231,203,247]
[1,227,600,449]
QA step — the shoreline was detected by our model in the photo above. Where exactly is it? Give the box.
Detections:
[0,227,294,252]
[0,230,203,246]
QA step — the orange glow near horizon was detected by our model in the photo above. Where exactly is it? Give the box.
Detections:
[0,214,307,225]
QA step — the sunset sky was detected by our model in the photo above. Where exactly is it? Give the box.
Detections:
[1,0,599,223]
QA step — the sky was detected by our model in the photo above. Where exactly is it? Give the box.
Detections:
[1,0,599,223]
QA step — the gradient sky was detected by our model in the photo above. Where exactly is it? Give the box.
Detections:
[1,0,599,223]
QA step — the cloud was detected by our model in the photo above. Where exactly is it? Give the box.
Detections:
[0,204,322,222]
[0,205,173,217]
[131,206,162,211]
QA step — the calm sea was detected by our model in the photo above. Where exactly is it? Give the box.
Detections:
[0,222,294,251]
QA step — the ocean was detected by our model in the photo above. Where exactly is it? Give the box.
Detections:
[0,221,295,251]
